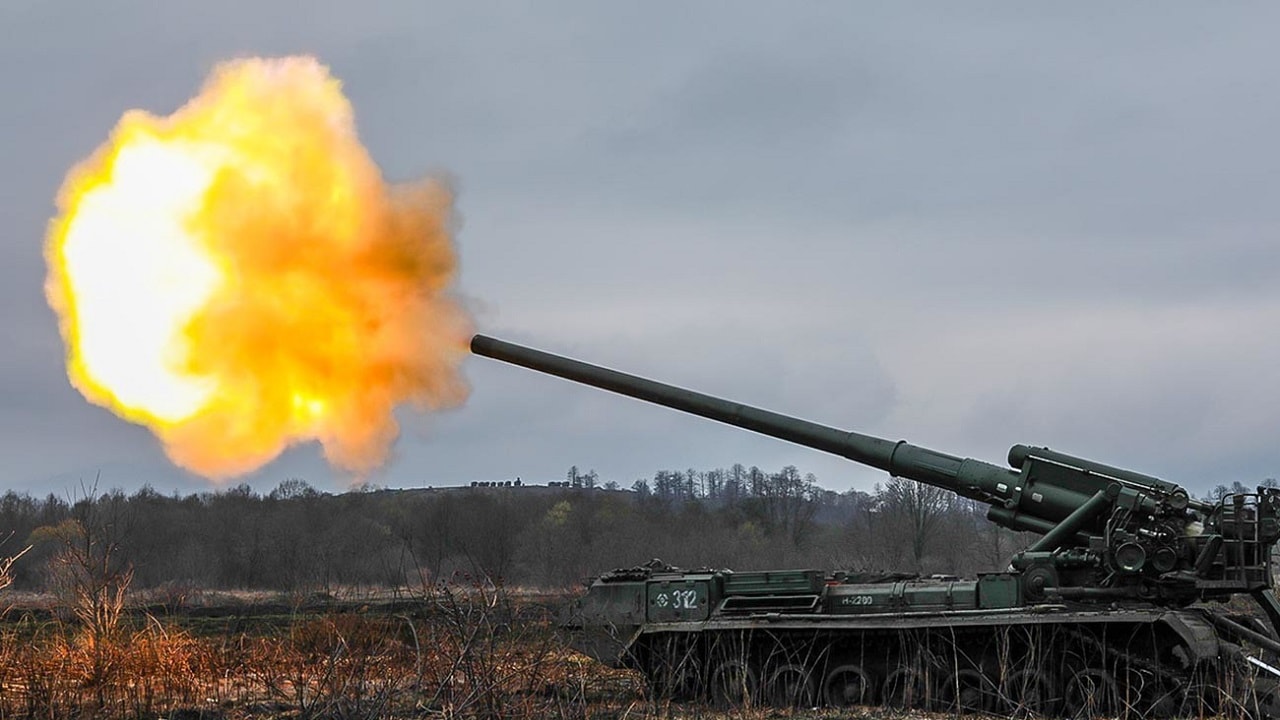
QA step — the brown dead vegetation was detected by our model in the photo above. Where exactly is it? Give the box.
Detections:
[0,582,649,720]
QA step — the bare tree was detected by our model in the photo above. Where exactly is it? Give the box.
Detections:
[25,484,136,695]
[757,466,819,546]
[42,490,135,649]
[880,477,955,573]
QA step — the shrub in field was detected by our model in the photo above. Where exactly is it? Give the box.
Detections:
[0,547,23,595]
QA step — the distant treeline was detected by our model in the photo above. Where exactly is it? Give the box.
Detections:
[0,466,1261,594]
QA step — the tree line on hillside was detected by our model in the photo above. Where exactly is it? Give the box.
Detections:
[0,467,1266,595]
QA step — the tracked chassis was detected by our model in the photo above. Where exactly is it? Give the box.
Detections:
[567,564,1280,716]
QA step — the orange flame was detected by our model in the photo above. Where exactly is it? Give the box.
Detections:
[44,56,471,479]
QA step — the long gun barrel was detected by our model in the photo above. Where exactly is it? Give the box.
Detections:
[470,334,1130,533]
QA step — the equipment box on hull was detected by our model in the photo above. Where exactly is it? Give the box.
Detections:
[723,569,823,596]
[826,580,979,613]
[647,574,714,622]
[979,573,1020,609]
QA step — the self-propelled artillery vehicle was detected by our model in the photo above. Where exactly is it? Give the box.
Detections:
[471,334,1280,716]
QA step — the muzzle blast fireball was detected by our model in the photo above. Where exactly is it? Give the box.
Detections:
[44,56,470,480]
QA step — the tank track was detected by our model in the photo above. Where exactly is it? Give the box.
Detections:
[631,620,1276,718]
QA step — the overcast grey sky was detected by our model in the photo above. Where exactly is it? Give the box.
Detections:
[4,2,1280,498]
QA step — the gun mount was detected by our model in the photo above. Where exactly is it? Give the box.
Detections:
[471,333,1280,715]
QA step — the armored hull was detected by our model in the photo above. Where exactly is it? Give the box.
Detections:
[566,564,1272,715]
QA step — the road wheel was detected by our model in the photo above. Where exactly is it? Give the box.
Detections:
[709,658,757,708]
[762,663,815,707]
[882,665,929,709]
[1002,667,1056,717]
[1065,668,1118,718]
[939,668,997,713]
[822,664,873,707]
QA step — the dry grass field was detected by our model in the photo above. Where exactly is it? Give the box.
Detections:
[0,583,638,720]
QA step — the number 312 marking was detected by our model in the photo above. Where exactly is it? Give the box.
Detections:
[671,589,698,609]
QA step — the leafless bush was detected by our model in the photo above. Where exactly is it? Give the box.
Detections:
[246,612,414,719]
[19,483,136,711]
[0,535,29,597]
[409,570,565,718]
[142,579,200,613]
